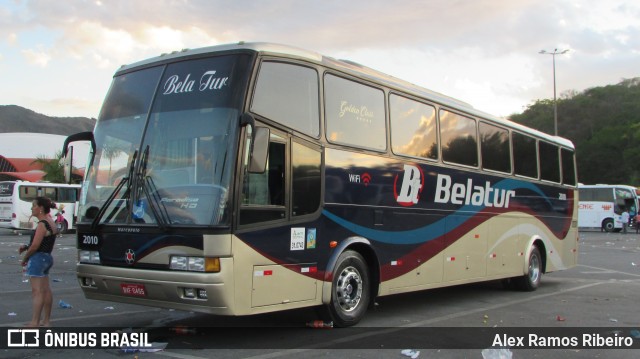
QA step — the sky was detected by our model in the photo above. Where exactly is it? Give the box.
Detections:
[1,0,639,120]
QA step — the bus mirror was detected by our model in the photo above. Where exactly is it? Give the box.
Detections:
[249,127,270,173]
[63,131,95,157]
[62,131,96,183]
[63,146,74,184]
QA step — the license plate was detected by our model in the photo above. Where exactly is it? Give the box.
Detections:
[120,283,146,297]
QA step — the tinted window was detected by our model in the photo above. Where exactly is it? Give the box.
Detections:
[154,55,247,112]
[561,148,576,186]
[292,141,321,216]
[19,186,38,201]
[243,132,286,206]
[135,56,249,226]
[252,62,320,136]
[594,188,613,201]
[100,66,164,121]
[0,182,14,196]
[325,74,386,151]
[58,188,77,202]
[439,110,477,167]
[539,141,560,183]
[390,94,437,160]
[579,188,613,202]
[513,132,538,178]
[479,122,510,173]
[42,187,56,200]
[240,131,287,225]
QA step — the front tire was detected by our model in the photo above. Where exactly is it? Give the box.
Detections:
[515,247,542,291]
[326,250,370,327]
[602,218,615,232]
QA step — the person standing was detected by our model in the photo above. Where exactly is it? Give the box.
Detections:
[55,206,65,237]
[621,209,630,234]
[19,197,58,327]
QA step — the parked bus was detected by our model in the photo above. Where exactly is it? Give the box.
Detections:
[0,181,80,232]
[62,42,578,326]
[578,184,639,232]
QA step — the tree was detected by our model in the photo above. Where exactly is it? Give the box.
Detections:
[31,150,65,183]
[511,77,640,186]
[102,143,125,181]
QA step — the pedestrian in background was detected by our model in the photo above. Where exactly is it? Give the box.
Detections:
[55,205,65,237]
[19,196,58,327]
[621,209,630,234]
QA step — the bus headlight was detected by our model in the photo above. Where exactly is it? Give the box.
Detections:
[188,257,205,272]
[170,256,220,273]
[170,256,188,270]
[79,250,101,264]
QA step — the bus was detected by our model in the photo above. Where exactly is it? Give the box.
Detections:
[62,42,578,327]
[578,184,639,232]
[0,181,80,232]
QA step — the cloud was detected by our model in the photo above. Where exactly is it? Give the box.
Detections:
[52,19,222,69]
[12,1,640,68]
[1,0,639,119]
[21,47,52,67]
[5,33,17,45]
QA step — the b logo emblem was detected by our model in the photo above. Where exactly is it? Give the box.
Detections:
[394,164,424,207]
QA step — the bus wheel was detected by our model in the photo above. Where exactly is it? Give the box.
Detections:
[602,219,615,232]
[515,247,542,291]
[327,250,370,327]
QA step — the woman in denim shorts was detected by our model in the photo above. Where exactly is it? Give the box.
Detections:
[19,197,58,327]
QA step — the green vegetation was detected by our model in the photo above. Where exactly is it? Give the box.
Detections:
[510,78,640,186]
[31,151,65,183]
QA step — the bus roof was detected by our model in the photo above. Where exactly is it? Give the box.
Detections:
[117,42,574,150]
[0,180,80,187]
[579,184,639,189]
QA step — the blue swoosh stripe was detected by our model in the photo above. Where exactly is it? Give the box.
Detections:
[323,178,548,245]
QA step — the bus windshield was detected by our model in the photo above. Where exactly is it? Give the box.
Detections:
[80,54,252,227]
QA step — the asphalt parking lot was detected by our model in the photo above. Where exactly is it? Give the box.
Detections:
[0,228,638,358]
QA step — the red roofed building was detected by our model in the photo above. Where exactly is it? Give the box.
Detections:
[0,155,46,181]
[0,133,89,182]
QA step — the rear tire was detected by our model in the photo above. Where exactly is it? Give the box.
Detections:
[515,247,542,291]
[325,250,370,327]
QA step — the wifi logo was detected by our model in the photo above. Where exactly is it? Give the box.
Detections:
[348,172,372,186]
[362,173,371,186]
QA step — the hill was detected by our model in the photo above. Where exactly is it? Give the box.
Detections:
[510,77,640,186]
[0,105,95,136]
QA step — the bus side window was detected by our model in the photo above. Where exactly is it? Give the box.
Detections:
[513,132,538,179]
[439,109,478,167]
[267,143,285,206]
[292,141,321,216]
[244,144,284,206]
[561,148,576,186]
[240,131,287,225]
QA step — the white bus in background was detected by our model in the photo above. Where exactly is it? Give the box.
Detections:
[578,184,639,232]
[0,181,80,232]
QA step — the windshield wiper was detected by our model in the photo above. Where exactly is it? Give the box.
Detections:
[90,150,138,231]
[144,176,170,230]
[137,145,169,231]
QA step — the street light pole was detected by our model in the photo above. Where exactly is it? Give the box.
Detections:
[539,49,568,136]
